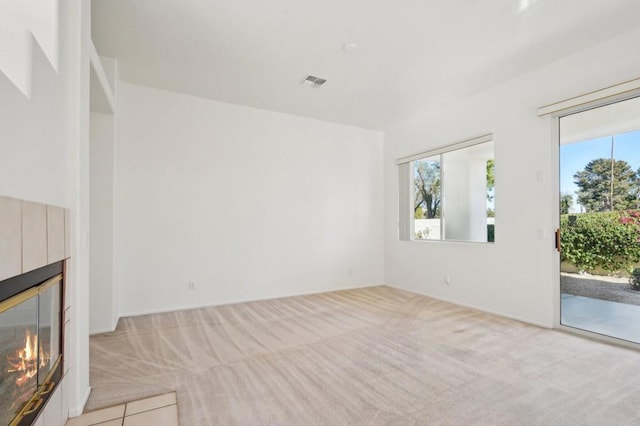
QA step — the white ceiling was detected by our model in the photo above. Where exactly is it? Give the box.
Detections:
[91,0,640,131]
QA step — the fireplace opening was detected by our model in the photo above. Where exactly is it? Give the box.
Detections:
[0,262,64,426]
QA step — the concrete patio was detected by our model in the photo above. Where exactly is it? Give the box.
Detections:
[561,293,640,343]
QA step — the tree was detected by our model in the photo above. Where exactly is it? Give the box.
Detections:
[560,192,573,214]
[574,158,639,212]
[414,160,441,218]
[486,159,495,201]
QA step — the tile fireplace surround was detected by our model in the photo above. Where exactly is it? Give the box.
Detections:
[0,195,71,426]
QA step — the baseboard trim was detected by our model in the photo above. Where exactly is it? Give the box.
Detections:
[119,283,383,319]
[386,284,553,329]
[89,326,116,335]
[69,385,91,417]
[89,315,120,335]
[106,283,552,332]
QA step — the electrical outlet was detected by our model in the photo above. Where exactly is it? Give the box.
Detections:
[189,281,196,290]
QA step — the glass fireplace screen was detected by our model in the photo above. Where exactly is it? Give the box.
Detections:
[0,274,62,426]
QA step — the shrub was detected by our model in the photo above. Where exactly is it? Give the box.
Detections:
[561,210,640,274]
[630,268,640,291]
[487,224,495,242]
[415,228,430,239]
[414,207,424,219]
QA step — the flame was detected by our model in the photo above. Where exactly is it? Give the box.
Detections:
[6,329,49,386]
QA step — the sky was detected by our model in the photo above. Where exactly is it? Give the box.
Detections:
[560,130,640,213]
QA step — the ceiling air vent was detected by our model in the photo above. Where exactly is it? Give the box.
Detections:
[300,75,327,88]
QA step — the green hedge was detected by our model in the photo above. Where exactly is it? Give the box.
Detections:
[561,210,640,274]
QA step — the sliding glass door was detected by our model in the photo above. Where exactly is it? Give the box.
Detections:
[559,95,640,343]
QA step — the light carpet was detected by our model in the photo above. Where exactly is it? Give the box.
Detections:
[87,286,640,425]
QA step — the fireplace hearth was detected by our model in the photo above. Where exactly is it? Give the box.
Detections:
[0,262,64,426]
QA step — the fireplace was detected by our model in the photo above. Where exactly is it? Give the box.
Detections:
[0,261,64,426]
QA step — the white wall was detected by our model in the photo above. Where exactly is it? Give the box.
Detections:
[384,27,640,328]
[0,34,67,206]
[0,0,92,423]
[115,83,384,316]
[90,112,117,333]
[64,0,92,417]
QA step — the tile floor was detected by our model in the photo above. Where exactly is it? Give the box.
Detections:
[66,392,178,426]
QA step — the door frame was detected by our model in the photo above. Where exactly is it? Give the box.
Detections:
[551,89,640,350]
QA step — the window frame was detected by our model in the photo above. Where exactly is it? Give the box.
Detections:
[397,134,494,243]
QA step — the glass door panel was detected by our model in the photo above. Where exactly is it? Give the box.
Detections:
[0,295,38,426]
[37,278,61,386]
[559,95,640,343]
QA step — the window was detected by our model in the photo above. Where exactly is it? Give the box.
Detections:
[398,135,495,243]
